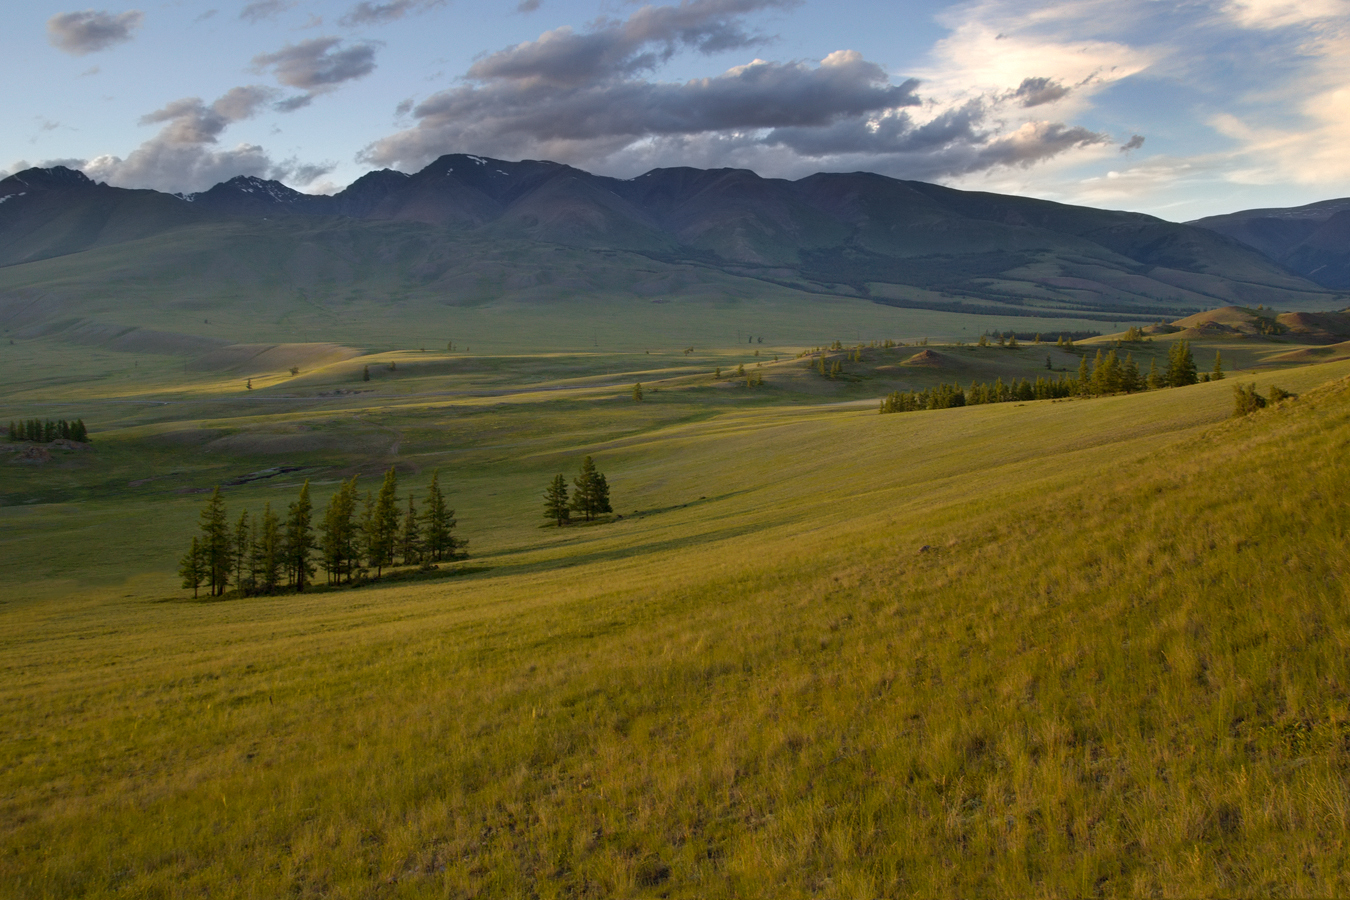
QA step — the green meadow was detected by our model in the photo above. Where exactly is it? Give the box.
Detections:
[2,300,1349,896]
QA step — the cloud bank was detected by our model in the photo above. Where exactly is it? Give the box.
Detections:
[360,0,1111,181]
[72,86,330,192]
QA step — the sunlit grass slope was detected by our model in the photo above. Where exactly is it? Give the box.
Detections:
[2,355,1349,896]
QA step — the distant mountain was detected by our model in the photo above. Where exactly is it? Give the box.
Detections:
[1191,199,1350,289]
[0,156,1338,334]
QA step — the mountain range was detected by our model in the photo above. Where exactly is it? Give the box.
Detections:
[0,155,1343,342]
[1191,200,1350,290]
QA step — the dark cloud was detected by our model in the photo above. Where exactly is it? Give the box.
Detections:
[467,0,799,88]
[195,9,218,22]
[517,0,541,11]
[359,0,1109,182]
[1120,133,1145,152]
[1009,76,1070,108]
[274,94,315,112]
[338,0,444,27]
[364,49,913,167]
[252,37,379,92]
[47,10,143,56]
[240,0,294,23]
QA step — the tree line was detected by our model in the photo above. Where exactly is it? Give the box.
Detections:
[179,469,464,598]
[543,456,612,526]
[8,418,89,442]
[881,341,1220,414]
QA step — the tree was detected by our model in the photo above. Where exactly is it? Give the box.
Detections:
[199,487,231,597]
[179,536,204,598]
[544,474,570,526]
[633,382,643,401]
[423,471,461,562]
[398,494,422,566]
[233,510,252,595]
[1212,351,1225,380]
[362,365,370,382]
[570,456,612,522]
[284,480,316,592]
[258,503,281,593]
[1076,355,1091,396]
[1146,357,1162,390]
[1166,339,1197,387]
[321,476,360,584]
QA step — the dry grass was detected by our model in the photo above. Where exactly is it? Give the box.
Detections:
[2,354,1349,896]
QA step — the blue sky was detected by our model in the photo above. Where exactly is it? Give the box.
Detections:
[5,0,1350,219]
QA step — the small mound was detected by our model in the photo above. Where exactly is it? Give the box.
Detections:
[902,349,944,367]
[188,342,360,375]
[1172,306,1258,329]
[1275,311,1350,342]
[1263,340,1350,364]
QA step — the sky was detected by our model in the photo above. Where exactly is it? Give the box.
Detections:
[5,0,1350,220]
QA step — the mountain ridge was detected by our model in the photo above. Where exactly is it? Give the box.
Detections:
[0,156,1341,335]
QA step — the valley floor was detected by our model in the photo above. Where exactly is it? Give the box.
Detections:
[1,333,1348,896]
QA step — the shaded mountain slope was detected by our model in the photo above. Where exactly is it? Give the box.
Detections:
[0,156,1339,332]
[1192,199,1350,289]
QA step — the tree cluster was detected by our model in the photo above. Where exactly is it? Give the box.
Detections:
[544,456,612,526]
[8,418,89,442]
[880,342,1213,416]
[178,470,464,597]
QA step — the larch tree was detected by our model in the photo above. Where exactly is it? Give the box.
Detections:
[258,503,282,593]
[570,456,612,521]
[1167,340,1198,387]
[199,487,231,597]
[321,476,359,584]
[422,471,461,562]
[399,494,422,566]
[544,473,569,526]
[284,480,316,592]
[233,510,251,595]
[179,536,204,599]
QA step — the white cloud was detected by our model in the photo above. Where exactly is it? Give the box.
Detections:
[1222,0,1350,29]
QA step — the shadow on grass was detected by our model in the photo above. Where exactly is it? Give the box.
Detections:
[153,562,491,604]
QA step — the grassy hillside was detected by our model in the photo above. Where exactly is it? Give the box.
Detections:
[1,322,1348,895]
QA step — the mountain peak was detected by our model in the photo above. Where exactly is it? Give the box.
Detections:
[3,166,95,190]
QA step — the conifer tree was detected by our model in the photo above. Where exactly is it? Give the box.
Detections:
[198,487,231,597]
[233,510,251,595]
[570,456,612,521]
[258,503,281,593]
[1123,353,1141,393]
[422,471,462,562]
[544,473,570,526]
[179,536,204,598]
[321,476,359,583]
[366,469,400,576]
[1166,339,1198,387]
[284,480,316,591]
[1212,351,1225,380]
[1077,355,1091,396]
[1146,357,1161,390]
[633,382,643,401]
[398,494,422,566]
